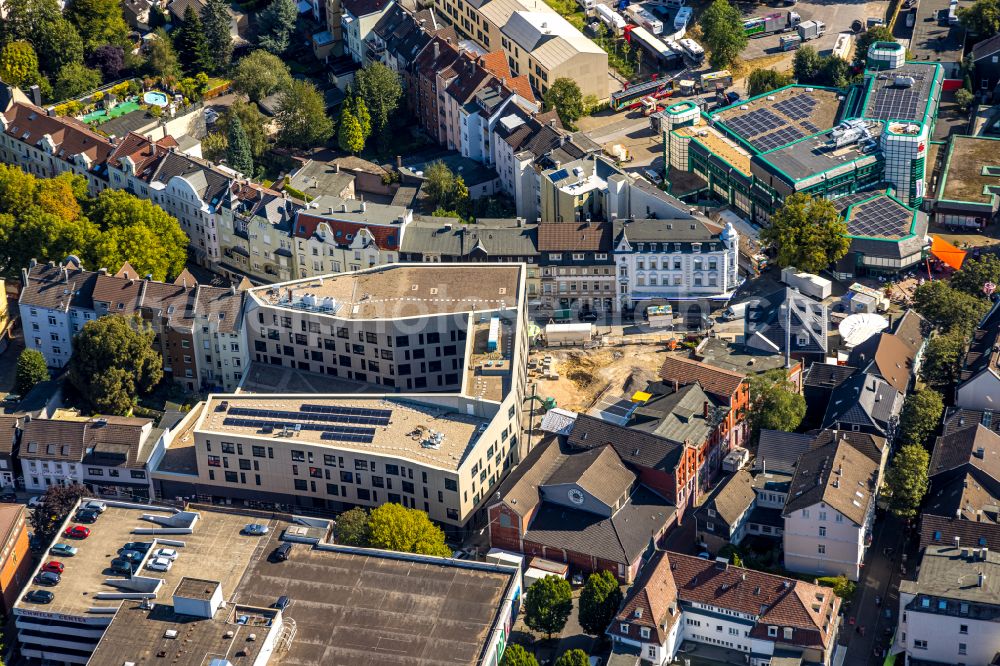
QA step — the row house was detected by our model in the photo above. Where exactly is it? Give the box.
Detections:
[342,0,395,63]
[292,199,410,278]
[0,416,20,489]
[746,287,830,363]
[536,221,616,316]
[847,309,929,395]
[216,182,301,285]
[413,37,464,145]
[487,434,675,582]
[608,551,841,666]
[19,415,156,497]
[367,6,443,82]
[19,259,248,391]
[0,86,112,195]
[658,355,750,452]
[955,300,1000,412]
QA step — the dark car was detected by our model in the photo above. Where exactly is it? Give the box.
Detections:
[120,542,151,553]
[35,571,60,586]
[75,509,98,524]
[25,589,54,604]
[120,550,144,563]
[578,311,599,322]
[109,558,134,575]
[0,491,16,503]
[273,595,291,610]
[273,543,293,562]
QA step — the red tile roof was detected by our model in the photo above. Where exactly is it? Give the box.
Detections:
[294,212,402,250]
[3,102,112,171]
[659,355,746,401]
[536,221,611,252]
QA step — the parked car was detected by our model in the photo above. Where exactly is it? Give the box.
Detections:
[35,571,60,586]
[273,543,292,562]
[63,525,90,539]
[146,557,172,572]
[25,589,54,604]
[243,523,269,536]
[27,496,43,508]
[0,491,17,503]
[51,543,78,557]
[109,559,134,575]
[75,509,99,524]
[83,500,107,514]
[120,541,151,553]
[578,311,600,322]
[273,595,291,610]
[152,548,178,561]
[42,561,64,574]
[120,550,144,563]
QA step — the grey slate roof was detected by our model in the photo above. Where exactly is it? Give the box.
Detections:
[783,436,878,525]
[613,218,714,245]
[568,414,685,473]
[543,445,635,508]
[402,219,538,257]
[746,287,828,356]
[151,152,230,208]
[754,430,816,475]
[900,545,1000,605]
[822,373,903,436]
[695,469,755,526]
[626,382,723,445]
[803,363,857,391]
[20,260,98,312]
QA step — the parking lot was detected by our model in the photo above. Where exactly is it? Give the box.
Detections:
[738,0,891,60]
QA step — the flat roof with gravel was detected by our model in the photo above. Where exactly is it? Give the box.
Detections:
[938,134,1000,204]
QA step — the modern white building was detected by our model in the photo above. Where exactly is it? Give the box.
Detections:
[342,0,395,63]
[895,544,1000,665]
[608,551,842,666]
[782,435,882,581]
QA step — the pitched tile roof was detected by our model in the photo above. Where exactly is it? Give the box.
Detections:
[930,424,1000,482]
[626,382,720,445]
[492,434,567,518]
[783,436,879,525]
[568,414,684,473]
[746,287,828,356]
[658,355,746,401]
[696,468,755,526]
[3,102,113,174]
[891,309,930,357]
[537,221,612,252]
[611,549,679,644]
[803,363,857,390]
[959,302,1000,383]
[294,212,403,250]
[754,430,816,475]
[543,445,635,507]
[0,415,20,455]
[822,372,903,436]
[20,416,151,465]
[847,331,916,394]
[943,408,1000,436]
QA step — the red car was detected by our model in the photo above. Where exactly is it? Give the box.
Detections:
[63,525,90,539]
[41,561,64,574]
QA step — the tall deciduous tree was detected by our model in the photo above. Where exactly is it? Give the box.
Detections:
[921,327,968,386]
[257,0,297,55]
[30,484,87,540]
[226,115,254,175]
[960,0,1000,36]
[87,189,188,281]
[578,570,623,635]
[749,369,806,442]
[366,503,451,556]
[760,193,850,273]
[146,29,180,78]
[524,576,573,639]
[352,96,372,141]
[275,79,334,148]
[337,107,365,154]
[793,46,823,82]
[353,62,402,135]
[701,0,747,69]
[231,50,292,102]
[0,41,46,90]
[335,507,371,546]
[950,254,1000,297]
[15,348,49,396]
[201,0,234,73]
[174,5,212,76]
[502,645,540,666]
[543,78,584,130]
[218,100,270,158]
[553,651,589,666]
[913,280,990,335]
[86,45,125,81]
[65,0,130,51]
[54,62,102,100]
[747,69,793,98]
[884,444,930,520]
[898,389,944,448]
[68,315,163,415]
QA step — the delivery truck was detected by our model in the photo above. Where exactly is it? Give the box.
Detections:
[626,4,664,34]
[797,19,825,40]
[743,10,801,37]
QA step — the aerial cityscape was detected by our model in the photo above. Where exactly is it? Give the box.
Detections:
[0,0,996,663]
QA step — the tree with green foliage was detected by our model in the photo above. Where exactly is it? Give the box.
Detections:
[543,78,584,130]
[54,62,102,100]
[218,100,270,159]
[760,193,850,272]
[354,62,402,135]
[200,132,228,163]
[855,25,895,67]
[525,575,573,640]
[0,41,46,90]
[898,389,944,448]
[30,484,88,541]
[748,368,806,442]
[226,115,254,176]
[1,0,85,79]
[68,315,163,415]
[821,55,852,88]
[276,79,334,148]
[87,189,188,281]
[961,0,1000,36]
[951,254,1000,297]
[579,570,623,635]
[553,650,589,666]
[913,280,991,335]
[15,348,49,396]
[352,96,372,141]
[793,46,823,83]
[747,69,793,98]
[86,45,124,82]
[257,0,297,54]
[425,160,456,208]
[65,0,130,51]
[174,5,212,76]
[335,507,371,546]
[365,503,451,556]
[231,50,293,102]
[146,29,180,78]
[701,0,747,69]
[921,327,968,386]
[955,87,976,112]
[884,444,930,520]
[337,107,365,154]
[201,0,234,73]
[0,166,95,276]
[502,645,540,666]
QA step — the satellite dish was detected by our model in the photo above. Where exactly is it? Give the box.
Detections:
[839,313,889,348]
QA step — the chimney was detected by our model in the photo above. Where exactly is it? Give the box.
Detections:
[21,267,29,289]
[434,42,440,59]
[361,201,367,213]
[672,379,679,392]
[29,84,41,106]
[549,118,557,127]
[984,547,990,560]
[703,401,709,418]
[397,155,403,169]
[332,162,340,173]
[980,572,987,587]
[955,536,961,549]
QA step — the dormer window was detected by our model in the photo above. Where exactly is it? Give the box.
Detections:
[634,608,643,618]
[640,627,651,639]
[620,623,629,634]
[767,626,778,637]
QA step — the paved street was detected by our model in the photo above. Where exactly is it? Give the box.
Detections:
[739,0,891,60]
[840,512,909,665]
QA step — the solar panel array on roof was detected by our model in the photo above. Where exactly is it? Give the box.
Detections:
[802,121,821,134]
[222,417,376,442]
[229,406,390,426]
[753,126,805,152]
[548,168,569,182]
[724,109,784,139]
[849,196,912,238]
[773,94,818,120]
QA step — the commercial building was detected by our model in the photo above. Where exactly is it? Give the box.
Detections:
[607,550,841,665]
[895,545,1000,664]
[833,190,930,277]
[935,135,1000,230]
[16,502,521,666]
[155,264,528,527]
[662,47,943,228]
[0,505,32,614]
[537,221,616,316]
[428,0,608,99]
